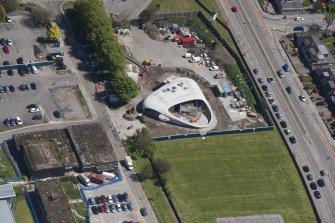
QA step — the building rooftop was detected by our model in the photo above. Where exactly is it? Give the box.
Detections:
[281,0,303,11]
[14,129,78,170]
[36,180,75,223]
[67,123,116,165]
[0,200,15,223]
[0,184,15,200]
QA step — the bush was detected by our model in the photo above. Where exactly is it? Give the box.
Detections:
[305,83,317,91]
[299,75,313,83]
[47,25,61,41]
[0,0,19,13]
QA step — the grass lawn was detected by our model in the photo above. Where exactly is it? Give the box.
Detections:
[60,181,82,200]
[134,158,176,223]
[155,131,316,223]
[13,188,34,223]
[71,203,87,223]
[302,0,312,7]
[0,148,16,178]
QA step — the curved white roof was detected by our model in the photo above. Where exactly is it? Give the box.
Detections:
[142,77,213,128]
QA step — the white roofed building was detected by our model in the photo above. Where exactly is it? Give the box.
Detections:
[142,77,213,128]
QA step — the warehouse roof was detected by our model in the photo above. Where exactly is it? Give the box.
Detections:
[14,129,78,170]
[67,123,116,165]
[36,180,75,223]
[0,184,15,200]
[0,200,16,223]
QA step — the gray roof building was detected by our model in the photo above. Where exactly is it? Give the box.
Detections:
[0,184,16,200]
[281,0,304,15]
[0,200,16,223]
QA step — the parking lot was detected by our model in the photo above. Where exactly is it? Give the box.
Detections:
[0,15,89,128]
[83,180,145,223]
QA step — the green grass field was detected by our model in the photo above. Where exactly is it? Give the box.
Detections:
[0,148,16,178]
[71,203,87,223]
[60,181,82,200]
[154,131,316,223]
[13,188,34,223]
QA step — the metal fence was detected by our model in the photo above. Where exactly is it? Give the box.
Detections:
[154,126,274,141]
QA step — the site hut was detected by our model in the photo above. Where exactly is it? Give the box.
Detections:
[66,123,118,173]
[35,180,76,223]
[13,129,79,180]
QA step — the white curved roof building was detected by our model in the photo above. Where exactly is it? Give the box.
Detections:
[142,77,213,128]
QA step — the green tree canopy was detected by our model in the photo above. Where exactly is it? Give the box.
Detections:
[47,25,61,41]
[31,6,53,26]
[0,0,19,13]
[0,5,6,22]
[111,72,139,102]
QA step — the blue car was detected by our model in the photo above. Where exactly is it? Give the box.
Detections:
[283,64,290,72]
[293,26,304,31]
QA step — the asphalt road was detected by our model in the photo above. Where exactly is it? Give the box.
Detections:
[220,0,335,222]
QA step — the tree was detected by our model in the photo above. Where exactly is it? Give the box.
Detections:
[111,72,139,102]
[154,159,171,176]
[0,0,19,13]
[313,2,324,11]
[325,7,335,31]
[139,9,155,24]
[0,5,6,22]
[126,128,153,153]
[47,25,61,41]
[137,162,152,182]
[31,6,53,26]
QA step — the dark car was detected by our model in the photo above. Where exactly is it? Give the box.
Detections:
[303,165,309,173]
[121,203,128,212]
[0,38,6,46]
[8,85,15,92]
[7,69,13,76]
[112,194,118,203]
[30,82,37,90]
[127,201,134,211]
[32,114,43,121]
[89,198,96,205]
[307,174,313,181]
[3,86,9,93]
[9,118,16,126]
[316,101,327,106]
[110,204,117,213]
[95,196,101,205]
[26,104,37,109]
[140,207,148,216]
[17,57,24,64]
[317,179,325,187]
[123,192,129,202]
[3,60,9,66]
[0,86,3,93]
[310,182,317,190]
[3,119,10,127]
[19,84,28,91]
[55,61,65,67]
[261,85,268,91]
[272,105,279,112]
[24,66,30,74]
[56,65,67,70]
[289,136,296,144]
[18,67,26,76]
[117,193,124,202]
[258,78,264,84]
[280,120,287,128]
[314,191,321,199]
[91,206,99,215]
[100,195,106,204]
[53,111,61,118]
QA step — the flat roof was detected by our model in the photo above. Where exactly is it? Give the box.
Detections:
[68,123,116,165]
[0,200,16,223]
[0,184,15,200]
[36,180,75,223]
[14,129,78,170]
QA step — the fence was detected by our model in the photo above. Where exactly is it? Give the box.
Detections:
[154,126,274,141]
[1,142,22,177]
[152,11,198,19]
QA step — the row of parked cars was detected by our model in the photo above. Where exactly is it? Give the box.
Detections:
[303,166,328,199]
[3,117,22,126]
[89,193,135,215]
[0,83,37,93]
[89,193,130,206]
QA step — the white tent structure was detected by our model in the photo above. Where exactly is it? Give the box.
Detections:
[142,77,213,128]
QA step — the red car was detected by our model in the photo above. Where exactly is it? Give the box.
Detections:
[98,205,105,213]
[3,44,9,54]
[232,4,238,13]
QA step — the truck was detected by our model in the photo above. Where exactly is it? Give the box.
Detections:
[125,156,133,170]
[78,173,91,187]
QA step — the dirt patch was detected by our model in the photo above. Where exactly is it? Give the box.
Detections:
[51,86,91,120]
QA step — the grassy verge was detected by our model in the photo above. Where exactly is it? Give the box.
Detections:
[70,203,87,223]
[13,188,34,223]
[154,131,316,223]
[134,158,176,223]
[0,148,16,178]
[302,0,312,7]
[60,180,82,200]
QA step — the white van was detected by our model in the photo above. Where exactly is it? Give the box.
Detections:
[31,66,38,74]
[209,66,219,71]
[294,17,304,21]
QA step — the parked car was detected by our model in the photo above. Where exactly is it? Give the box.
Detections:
[29,107,40,113]
[261,85,268,91]
[321,170,329,176]
[24,65,30,74]
[293,26,304,31]
[0,86,3,93]
[7,69,13,76]
[280,120,287,128]
[140,207,148,216]
[258,78,265,84]
[127,202,134,211]
[31,66,38,74]
[317,179,325,187]
[268,97,275,104]
[253,68,260,74]
[289,136,296,144]
[9,118,16,126]
[30,82,37,90]
[107,195,113,203]
[275,113,283,120]
[18,67,25,76]
[209,66,219,71]
[5,16,11,23]
[316,101,327,106]
[284,128,291,135]
[105,203,110,213]
[272,105,279,112]
[295,16,304,21]
[16,117,22,125]
[116,203,122,212]
[123,192,129,202]
[3,60,9,66]
[98,205,105,213]
[8,85,15,92]
[17,57,24,64]
[265,91,272,97]
[267,77,274,84]
[53,111,61,118]
[299,94,306,102]
[3,86,9,93]
[100,195,106,204]
[117,193,124,202]
[0,38,6,46]
[89,198,96,205]
[3,44,10,54]
[95,196,101,205]
[3,119,10,127]
[307,174,314,181]
[32,113,43,121]
[303,165,310,173]
[314,191,321,199]
[286,86,294,94]
[110,204,117,213]
[6,39,12,46]
[112,194,118,203]
[91,206,99,215]
[121,203,128,212]
[26,104,37,109]
[283,64,290,72]
[310,182,317,190]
